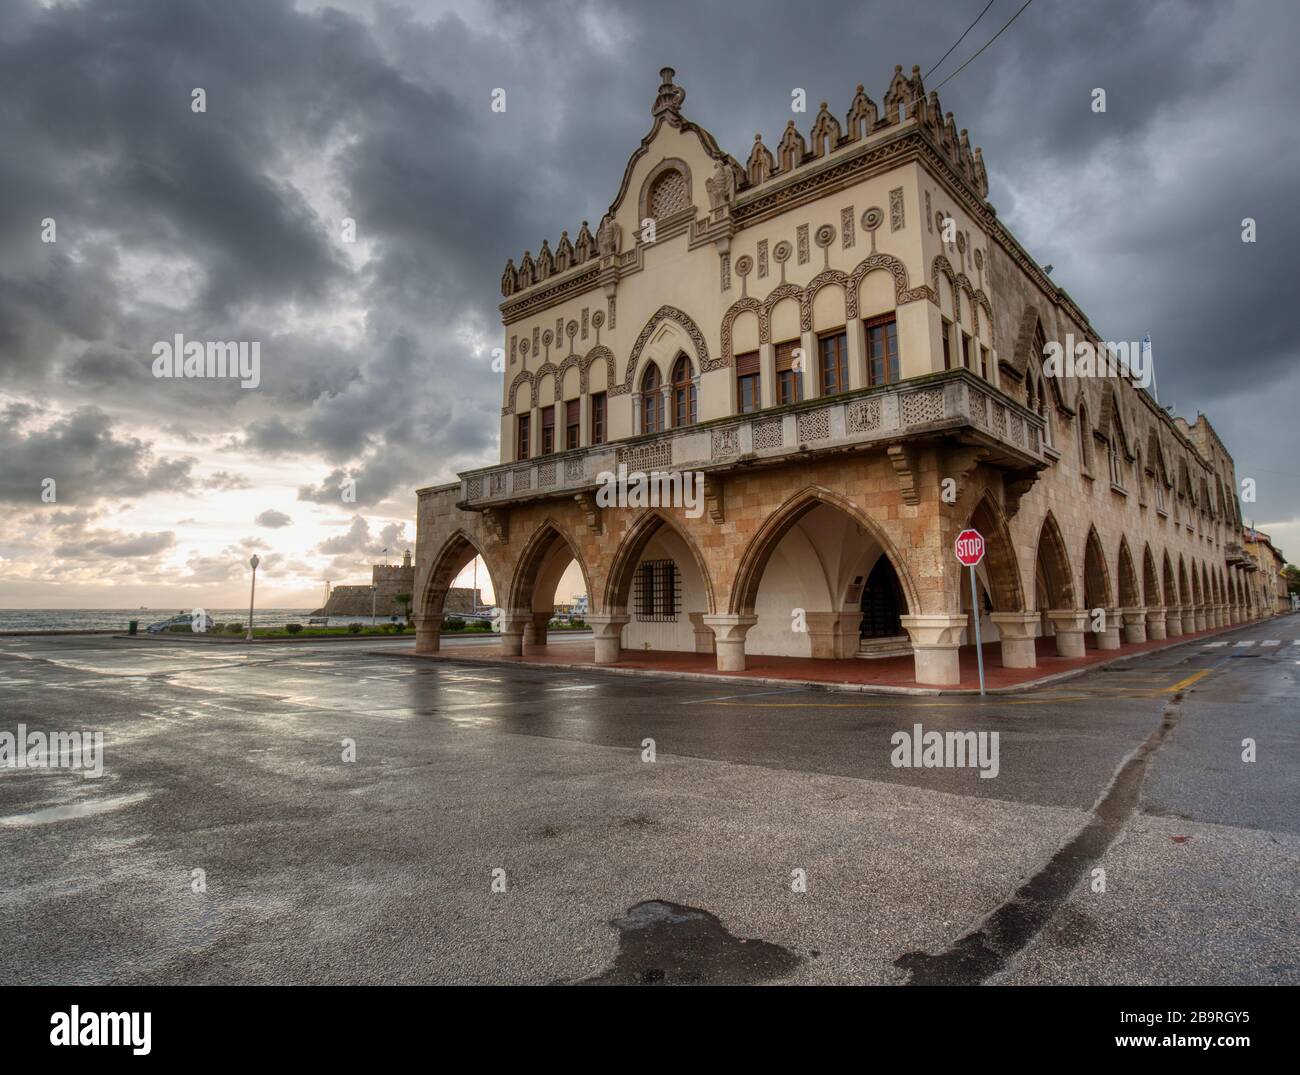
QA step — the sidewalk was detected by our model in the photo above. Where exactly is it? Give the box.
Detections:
[385,620,1256,695]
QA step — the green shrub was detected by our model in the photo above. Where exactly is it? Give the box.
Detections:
[467,619,491,632]
[393,622,406,633]
[347,622,362,635]
[285,623,303,634]
[442,617,465,631]
[570,617,587,629]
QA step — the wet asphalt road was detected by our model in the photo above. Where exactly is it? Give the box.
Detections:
[0,622,1296,985]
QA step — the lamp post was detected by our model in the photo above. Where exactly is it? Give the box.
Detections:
[370,584,377,627]
[245,554,260,641]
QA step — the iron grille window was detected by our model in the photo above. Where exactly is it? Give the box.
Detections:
[634,559,679,621]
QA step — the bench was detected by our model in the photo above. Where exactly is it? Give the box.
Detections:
[308,617,330,626]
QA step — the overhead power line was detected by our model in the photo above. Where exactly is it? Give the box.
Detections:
[924,0,998,81]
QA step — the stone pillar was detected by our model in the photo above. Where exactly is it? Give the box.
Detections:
[847,318,867,391]
[527,611,550,648]
[499,610,528,657]
[1097,608,1123,650]
[703,614,759,672]
[759,343,776,409]
[1046,610,1088,658]
[989,611,1039,669]
[1181,605,1196,634]
[415,615,440,654]
[800,329,818,400]
[1193,606,1208,632]
[1145,607,1167,641]
[1166,607,1184,637]
[588,613,629,664]
[900,613,969,686]
[1122,607,1148,645]
[686,612,715,654]
[803,611,839,658]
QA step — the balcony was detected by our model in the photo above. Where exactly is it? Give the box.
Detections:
[456,369,1046,509]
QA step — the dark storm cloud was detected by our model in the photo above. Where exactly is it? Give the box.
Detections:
[1,0,1297,561]
[0,404,195,506]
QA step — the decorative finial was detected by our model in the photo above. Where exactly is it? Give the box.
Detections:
[652,67,685,116]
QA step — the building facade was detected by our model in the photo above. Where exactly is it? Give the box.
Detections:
[1242,528,1288,615]
[414,66,1265,685]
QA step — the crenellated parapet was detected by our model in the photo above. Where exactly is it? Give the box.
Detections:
[501,64,991,299]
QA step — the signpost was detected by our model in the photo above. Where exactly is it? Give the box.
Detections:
[955,528,987,695]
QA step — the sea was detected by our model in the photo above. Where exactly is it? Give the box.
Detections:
[0,608,406,632]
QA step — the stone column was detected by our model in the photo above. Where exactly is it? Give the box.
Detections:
[527,611,550,648]
[846,318,868,391]
[1166,606,1184,637]
[800,329,819,401]
[1193,605,1208,632]
[803,611,839,658]
[686,612,715,653]
[1122,607,1148,644]
[499,609,528,657]
[989,611,1039,669]
[1097,608,1123,650]
[759,343,776,409]
[1145,607,1167,641]
[588,612,629,664]
[900,613,970,686]
[703,614,759,672]
[1046,610,1088,658]
[414,615,440,654]
[1181,605,1196,634]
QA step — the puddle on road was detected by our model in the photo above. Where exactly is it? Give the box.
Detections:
[570,900,801,986]
[0,792,149,828]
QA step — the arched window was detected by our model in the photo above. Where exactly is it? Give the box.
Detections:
[640,363,663,433]
[671,354,696,427]
[648,169,689,220]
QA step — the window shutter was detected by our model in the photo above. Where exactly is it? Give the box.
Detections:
[736,351,760,376]
[775,340,798,373]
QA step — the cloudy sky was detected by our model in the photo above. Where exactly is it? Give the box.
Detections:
[1,0,1296,610]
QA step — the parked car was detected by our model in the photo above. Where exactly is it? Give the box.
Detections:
[146,612,215,633]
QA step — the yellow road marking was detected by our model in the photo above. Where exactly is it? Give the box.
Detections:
[1166,668,1213,693]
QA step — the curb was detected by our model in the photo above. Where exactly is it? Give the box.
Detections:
[378,618,1279,696]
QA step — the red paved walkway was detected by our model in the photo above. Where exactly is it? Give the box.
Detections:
[408,622,1243,692]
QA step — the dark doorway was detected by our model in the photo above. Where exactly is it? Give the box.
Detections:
[860,556,906,638]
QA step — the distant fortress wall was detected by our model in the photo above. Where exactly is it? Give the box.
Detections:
[314,549,485,618]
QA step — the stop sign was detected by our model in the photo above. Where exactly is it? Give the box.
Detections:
[955,528,985,567]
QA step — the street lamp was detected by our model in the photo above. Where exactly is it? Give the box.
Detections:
[246,554,260,641]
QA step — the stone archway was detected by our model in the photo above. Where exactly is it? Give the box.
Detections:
[1142,544,1166,639]
[1117,537,1145,643]
[503,520,592,656]
[416,529,500,654]
[726,486,925,675]
[597,510,716,663]
[1083,527,1118,649]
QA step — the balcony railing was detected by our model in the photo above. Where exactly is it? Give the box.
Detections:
[457,369,1045,508]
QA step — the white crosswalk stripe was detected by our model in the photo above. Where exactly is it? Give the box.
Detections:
[1205,641,1229,648]
[1261,640,1281,647]
[1234,641,1255,648]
